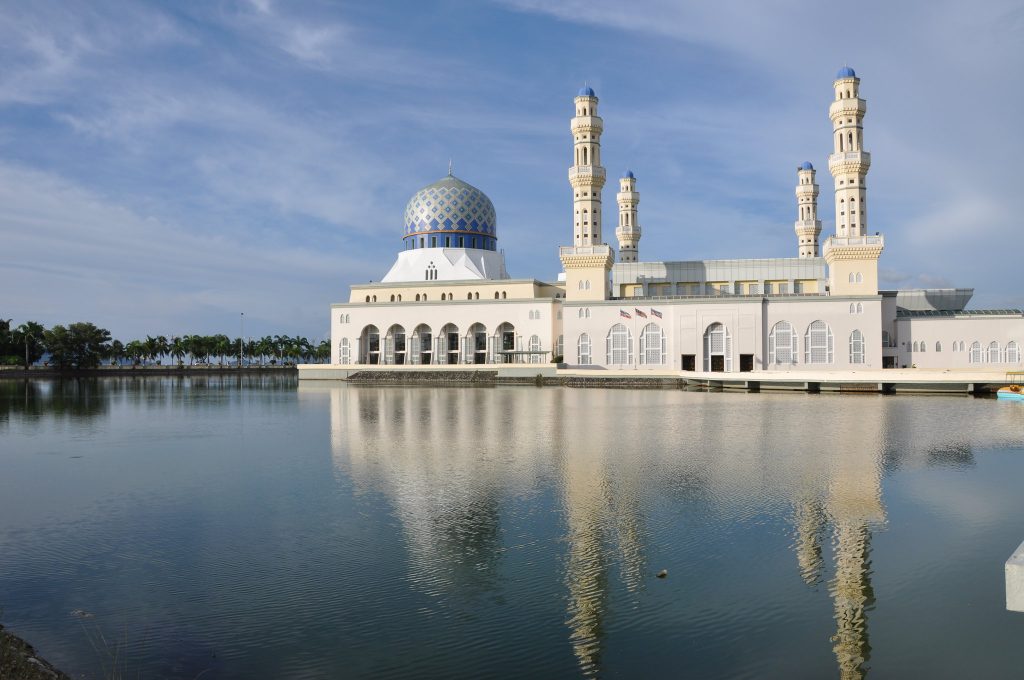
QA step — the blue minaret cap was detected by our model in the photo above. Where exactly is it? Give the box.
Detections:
[622,170,634,178]
[799,161,813,171]
[578,86,595,97]
[836,66,856,79]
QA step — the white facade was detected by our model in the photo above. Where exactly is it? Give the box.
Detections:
[328,68,1023,373]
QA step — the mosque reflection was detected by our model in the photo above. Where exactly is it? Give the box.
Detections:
[314,383,982,678]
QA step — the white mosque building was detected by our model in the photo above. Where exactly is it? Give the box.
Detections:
[325,68,1023,374]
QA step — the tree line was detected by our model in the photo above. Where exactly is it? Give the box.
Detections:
[0,319,330,369]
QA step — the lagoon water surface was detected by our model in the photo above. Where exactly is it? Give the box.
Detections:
[1,376,1023,678]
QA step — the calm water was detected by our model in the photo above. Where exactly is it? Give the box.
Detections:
[1,376,1023,679]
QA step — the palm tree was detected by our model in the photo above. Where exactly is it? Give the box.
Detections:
[170,336,186,366]
[15,321,46,368]
[109,339,125,366]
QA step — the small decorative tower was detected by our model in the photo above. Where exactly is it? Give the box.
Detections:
[561,86,613,301]
[824,67,884,295]
[829,66,870,238]
[794,161,821,258]
[615,170,641,263]
[569,86,606,246]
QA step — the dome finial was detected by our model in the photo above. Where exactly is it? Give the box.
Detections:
[448,158,453,177]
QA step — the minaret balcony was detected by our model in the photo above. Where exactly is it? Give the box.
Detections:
[794,219,821,229]
[568,166,606,181]
[822,234,884,258]
[828,151,871,171]
[829,99,866,118]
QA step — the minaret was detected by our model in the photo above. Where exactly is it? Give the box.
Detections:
[829,66,870,238]
[570,86,606,246]
[794,162,822,258]
[615,170,641,262]
[561,86,614,301]
[823,67,884,295]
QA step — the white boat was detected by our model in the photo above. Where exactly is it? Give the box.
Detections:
[997,371,1024,401]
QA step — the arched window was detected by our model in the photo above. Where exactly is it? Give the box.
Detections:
[501,292,507,299]
[848,272,855,283]
[969,341,982,363]
[415,294,421,302]
[495,292,500,299]
[639,323,665,365]
[467,293,473,300]
[958,340,965,352]
[528,335,542,364]
[338,338,350,364]
[585,280,591,291]
[849,302,856,314]
[578,280,584,290]
[1007,341,1020,363]
[372,295,377,302]
[804,320,834,364]
[768,321,797,365]
[989,341,1001,363]
[606,323,633,365]
[577,333,592,365]
[935,341,942,352]
[856,273,863,284]
[920,341,925,353]
[849,330,865,364]
[857,302,863,313]
[703,322,732,372]
[474,292,479,300]
[390,295,395,302]
[556,335,564,359]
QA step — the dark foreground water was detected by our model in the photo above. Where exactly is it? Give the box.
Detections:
[1,376,1023,679]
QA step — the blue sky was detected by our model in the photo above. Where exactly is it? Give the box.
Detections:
[1,0,1021,341]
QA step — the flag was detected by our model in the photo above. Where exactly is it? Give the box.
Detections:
[635,308,648,318]
[650,308,662,318]
[619,309,631,319]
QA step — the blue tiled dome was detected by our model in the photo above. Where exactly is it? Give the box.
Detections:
[578,86,596,97]
[403,175,497,245]
[799,161,814,170]
[836,66,856,79]
[622,170,634,178]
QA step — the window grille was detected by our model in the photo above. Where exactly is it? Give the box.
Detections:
[703,323,732,371]
[1007,341,1020,364]
[989,341,1001,363]
[578,333,592,365]
[529,335,542,364]
[639,323,665,365]
[339,338,350,364]
[804,320,834,364]
[768,321,797,365]
[849,330,865,364]
[969,341,982,363]
[606,323,632,365]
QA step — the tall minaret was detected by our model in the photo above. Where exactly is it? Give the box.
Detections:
[823,67,883,296]
[569,86,606,246]
[561,86,614,302]
[829,66,870,238]
[794,161,822,258]
[615,170,641,262]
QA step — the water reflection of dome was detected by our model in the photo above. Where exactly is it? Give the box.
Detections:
[403,175,497,250]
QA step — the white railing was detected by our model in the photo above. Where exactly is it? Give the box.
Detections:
[828,151,871,166]
[559,245,612,257]
[824,234,884,248]
[568,166,606,181]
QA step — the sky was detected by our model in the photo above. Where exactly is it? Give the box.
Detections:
[0,0,1021,341]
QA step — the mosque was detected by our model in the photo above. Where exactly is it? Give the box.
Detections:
[326,68,1023,373]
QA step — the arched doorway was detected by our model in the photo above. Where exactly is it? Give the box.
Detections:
[411,324,432,365]
[494,322,516,363]
[703,322,731,372]
[440,323,459,365]
[360,325,380,364]
[466,323,487,364]
[384,324,406,365]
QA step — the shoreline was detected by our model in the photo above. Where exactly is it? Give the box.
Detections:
[0,624,70,680]
[0,365,299,379]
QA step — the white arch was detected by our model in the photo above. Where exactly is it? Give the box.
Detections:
[606,323,633,366]
[338,338,350,364]
[768,321,797,365]
[804,320,834,364]
[703,322,732,372]
[1007,341,1020,364]
[639,322,665,365]
[849,329,865,364]
[988,341,1001,363]
[577,333,592,365]
[969,341,982,363]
